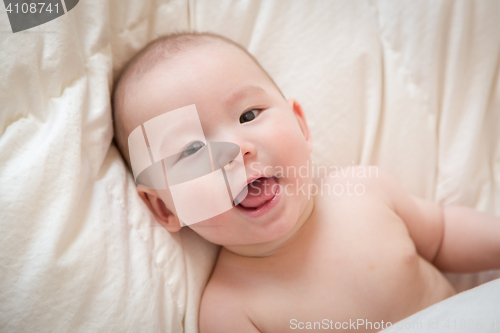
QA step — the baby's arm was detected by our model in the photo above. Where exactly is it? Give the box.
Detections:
[379,170,500,273]
[434,205,500,272]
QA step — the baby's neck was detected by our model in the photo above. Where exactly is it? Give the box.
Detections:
[223,196,316,258]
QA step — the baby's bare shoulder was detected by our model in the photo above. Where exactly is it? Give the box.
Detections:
[315,165,392,201]
[200,267,260,332]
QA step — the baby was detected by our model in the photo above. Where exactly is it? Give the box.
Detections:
[111,32,500,332]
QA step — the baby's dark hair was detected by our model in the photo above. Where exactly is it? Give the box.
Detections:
[111,31,283,169]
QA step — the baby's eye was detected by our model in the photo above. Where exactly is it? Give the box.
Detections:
[239,109,261,124]
[181,141,205,157]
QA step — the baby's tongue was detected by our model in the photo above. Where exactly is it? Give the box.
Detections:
[238,177,278,209]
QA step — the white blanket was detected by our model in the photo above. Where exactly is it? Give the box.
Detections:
[381,278,500,333]
[0,0,498,332]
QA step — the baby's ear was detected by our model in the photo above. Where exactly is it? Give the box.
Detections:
[287,98,313,153]
[136,186,182,232]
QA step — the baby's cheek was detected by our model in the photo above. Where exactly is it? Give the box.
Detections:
[270,122,305,148]
[263,116,311,167]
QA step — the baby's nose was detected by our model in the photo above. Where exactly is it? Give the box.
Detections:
[238,141,257,160]
[209,142,240,170]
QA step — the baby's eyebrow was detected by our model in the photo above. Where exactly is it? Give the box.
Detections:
[223,85,266,106]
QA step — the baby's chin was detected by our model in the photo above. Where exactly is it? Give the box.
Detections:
[187,217,295,247]
[188,198,309,252]
[186,174,313,247]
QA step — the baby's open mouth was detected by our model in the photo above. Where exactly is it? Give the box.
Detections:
[235,177,279,210]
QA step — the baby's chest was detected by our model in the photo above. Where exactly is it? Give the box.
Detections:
[248,218,431,332]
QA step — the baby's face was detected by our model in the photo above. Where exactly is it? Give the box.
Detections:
[126,42,313,249]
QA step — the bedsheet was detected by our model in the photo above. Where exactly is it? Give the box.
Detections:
[381,278,500,333]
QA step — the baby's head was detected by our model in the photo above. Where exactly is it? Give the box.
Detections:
[112,32,313,255]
